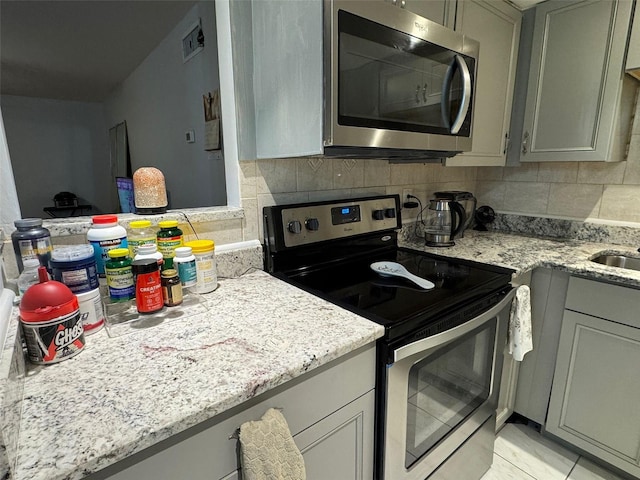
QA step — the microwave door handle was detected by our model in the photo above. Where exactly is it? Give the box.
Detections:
[440,60,455,130]
[450,55,472,134]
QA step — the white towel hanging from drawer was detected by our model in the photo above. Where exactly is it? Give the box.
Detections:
[239,408,306,480]
[509,284,533,361]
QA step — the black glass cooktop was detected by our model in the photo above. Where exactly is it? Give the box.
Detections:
[277,248,513,341]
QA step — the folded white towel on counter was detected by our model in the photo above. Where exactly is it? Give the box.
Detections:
[509,284,533,361]
[239,408,306,480]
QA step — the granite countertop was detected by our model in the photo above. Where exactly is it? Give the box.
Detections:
[7,226,640,480]
[12,270,384,480]
[400,229,640,288]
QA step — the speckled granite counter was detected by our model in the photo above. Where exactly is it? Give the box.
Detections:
[12,271,384,480]
[7,225,640,479]
[400,229,640,288]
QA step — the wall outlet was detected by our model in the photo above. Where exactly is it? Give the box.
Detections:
[185,130,195,143]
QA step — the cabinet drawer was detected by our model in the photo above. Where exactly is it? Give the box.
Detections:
[565,277,640,327]
[98,344,376,480]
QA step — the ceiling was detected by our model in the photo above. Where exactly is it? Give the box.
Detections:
[509,0,547,10]
[0,0,196,103]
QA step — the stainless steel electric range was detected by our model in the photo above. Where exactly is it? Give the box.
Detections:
[263,194,515,480]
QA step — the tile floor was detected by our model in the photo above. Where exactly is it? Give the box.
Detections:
[481,423,629,480]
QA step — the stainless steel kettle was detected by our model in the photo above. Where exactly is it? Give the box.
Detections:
[424,199,467,247]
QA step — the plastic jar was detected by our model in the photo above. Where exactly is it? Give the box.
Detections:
[49,245,99,294]
[20,267,85,364]
[87,215,128,277]
[134,243,164,268]
[132,259,163,314]
[127,220,157,258]
[184,240,217,294]
[161,269,183,306]
[172,246,197,288]
[11,218,53,273]
[75,288,105,334]
[18,258,41,296]
[105,248,135,301]
[157,221,183,268]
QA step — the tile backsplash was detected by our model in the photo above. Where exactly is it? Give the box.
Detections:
[240,83,640,239]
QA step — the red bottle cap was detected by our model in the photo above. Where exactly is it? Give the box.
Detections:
[92,214,118,224]
[20,267,78,323]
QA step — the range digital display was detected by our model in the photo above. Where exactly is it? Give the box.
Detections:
[331,205,361,225]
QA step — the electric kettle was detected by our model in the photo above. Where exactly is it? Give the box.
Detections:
[434,191,477,237]
[424,199,467,247]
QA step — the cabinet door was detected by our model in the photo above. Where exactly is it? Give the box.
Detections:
[445,0,521,167]
[295,391,375,480]
[547,310,640,478]
[401,0,456,29]
[626,7,640,79]
[519,0,633,162]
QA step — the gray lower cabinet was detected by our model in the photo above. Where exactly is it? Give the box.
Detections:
[94,345,376,480]
[546,277,640,478]
[517,0,634,162]
[224,391,375,480]
[514,268,570,425]
[296,391,374,480]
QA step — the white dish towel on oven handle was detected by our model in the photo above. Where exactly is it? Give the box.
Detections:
[509,284,533,361]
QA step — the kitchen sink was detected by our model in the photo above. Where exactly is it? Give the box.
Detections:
[591,254,640,272]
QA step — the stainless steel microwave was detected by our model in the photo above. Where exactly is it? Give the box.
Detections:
[323,1,479,160]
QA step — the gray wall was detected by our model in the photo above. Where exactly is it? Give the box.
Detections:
[104,1,227,210]
[0,95,111,217]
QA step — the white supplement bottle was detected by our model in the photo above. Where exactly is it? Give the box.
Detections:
[173,246,197,288]
[184,240,217,293]
[134,243,164,268]
[87,215,128,278]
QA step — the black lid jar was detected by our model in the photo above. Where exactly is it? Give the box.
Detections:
[11,218,52,273]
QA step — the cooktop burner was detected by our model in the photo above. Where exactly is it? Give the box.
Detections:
[278,248,512,340]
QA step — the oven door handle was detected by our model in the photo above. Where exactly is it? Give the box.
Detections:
[393,288,515,363]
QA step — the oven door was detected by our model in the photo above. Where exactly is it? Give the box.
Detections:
[325,0,478,153]
[381,289,514,480]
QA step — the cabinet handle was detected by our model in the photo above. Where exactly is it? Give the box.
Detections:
[415,85,421,104]
[522,131,529,155]
[422,83,428,103]
[503,132,509,155]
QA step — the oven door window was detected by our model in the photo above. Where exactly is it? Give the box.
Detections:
[338,10,474,136]
[405,321,495,468]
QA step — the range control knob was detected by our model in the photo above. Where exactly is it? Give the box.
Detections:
[287,220,302,234]
[385,208,396,218]
[305,218,320,231]
[372,209,385,221]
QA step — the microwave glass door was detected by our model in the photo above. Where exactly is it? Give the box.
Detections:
[405,321,495,468]
[338,10,474,136]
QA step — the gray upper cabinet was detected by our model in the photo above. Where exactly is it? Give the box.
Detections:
[445,0,522,167]
[397,0,456,28]
[518,0,634,163]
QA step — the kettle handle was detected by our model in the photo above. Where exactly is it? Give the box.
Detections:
[449,201,467,239]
